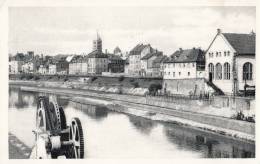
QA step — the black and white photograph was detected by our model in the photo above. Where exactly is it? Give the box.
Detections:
[0,0,258,161]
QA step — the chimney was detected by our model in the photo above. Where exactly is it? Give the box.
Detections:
[217,28,222,35]
[179,48,183,52]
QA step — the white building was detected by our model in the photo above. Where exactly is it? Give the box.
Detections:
[140,51,162,77]
[21,61,34,73]
[38,65,48,74]
[163,48,205,80]
[128,44,154,76]
[205,29,256,94]
[48,64,57,75]
[9,60,23,74]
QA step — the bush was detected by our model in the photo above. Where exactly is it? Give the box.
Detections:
[131,81,139,88]
[118,75,125,82]
[148,83,162,96]
[91,76,97,82]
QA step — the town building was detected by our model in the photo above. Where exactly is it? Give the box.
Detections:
[38,64,48,74]
[9,60,23,74]
[69,55,88,75]
[48,64,57,75]
[107,53,125,73]
[128,43,154,76]
[140,50,163,77]
[163,48,205,80]
[54,55,70,75]
[152,55,168,77]
[205,29,256,95]
[124,57,130,75]
[87,50,108,74]
[21,61,35,73]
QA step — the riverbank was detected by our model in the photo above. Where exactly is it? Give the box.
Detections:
[14,84,255,142]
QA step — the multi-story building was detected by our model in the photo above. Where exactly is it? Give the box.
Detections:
[48,64,57,75]
[54,55,70,75]
[107,54,125,73]
[69,55,88,75]
[140,50,162,77]
[87,50,108,74]
[38,64,48,74]
[205,29,256,95]
[152,55,168,77]
[163,48,205,80]
[128,43,154,76]
[9,60,23,74]
[21,61,35,73]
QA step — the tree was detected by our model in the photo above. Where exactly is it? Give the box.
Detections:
[148,83,162,96]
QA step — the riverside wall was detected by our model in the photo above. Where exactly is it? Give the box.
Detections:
[17,85,255,137]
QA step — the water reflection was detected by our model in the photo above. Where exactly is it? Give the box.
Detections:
[68,101,108,121]
[128,116,157,135]
[163,123,255,158]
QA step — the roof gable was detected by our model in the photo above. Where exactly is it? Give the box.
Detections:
[164,48,204,63]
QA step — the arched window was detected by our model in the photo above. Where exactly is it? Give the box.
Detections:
[216,63,222,80]
[224,62,230,80]
[243,62,253,80]
[208,63,214,80]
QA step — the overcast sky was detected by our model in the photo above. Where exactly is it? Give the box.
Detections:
[9,6,255,56]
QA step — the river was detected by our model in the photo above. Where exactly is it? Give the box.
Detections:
[8,86,255,158]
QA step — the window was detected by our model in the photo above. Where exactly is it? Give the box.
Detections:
[168,72,170,75]
[179,72,181,76]
[224,63,230,80]
[219,52,221,57]
[216,52,218,57]
[216,63,222,80]
[173,63,175,67]
[224,51,226,56]
[192,63,195,67]
[227,51,230,56]
[183,63,185,67]
[243,62,253,80]
[173,72,175,77]
[188,72,190,76]
[208,63,214,79]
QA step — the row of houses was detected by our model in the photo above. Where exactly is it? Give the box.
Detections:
[9,29,256,95]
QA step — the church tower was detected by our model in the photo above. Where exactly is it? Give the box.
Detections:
[93,32,102,53]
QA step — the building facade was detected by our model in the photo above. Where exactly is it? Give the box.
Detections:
[140,51,162,77]
[107,54,125,73]
[128,44,154,76]
[205,29,256,94]
[152,55,168,77]
[87,50,108,74]
[9,60,23,74]
[163,48,205,80]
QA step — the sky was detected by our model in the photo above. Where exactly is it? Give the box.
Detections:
[8,6,256,56]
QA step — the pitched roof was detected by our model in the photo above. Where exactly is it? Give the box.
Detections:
[164,48,204,63]
[129,44,151,55]
[222,33,255,55]
[88,50,108,58]
[141,51,162,60]
[153,55,168,64]
[108,54,123,60]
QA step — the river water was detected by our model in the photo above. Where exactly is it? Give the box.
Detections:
[8,86,255,158]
